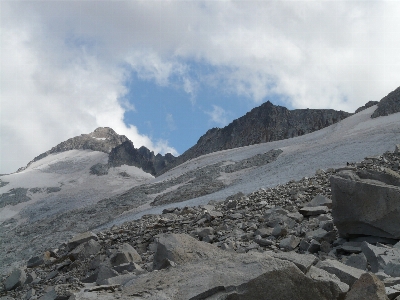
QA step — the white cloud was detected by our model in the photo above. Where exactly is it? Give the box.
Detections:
[206,105,229,127]
[2,1,400,173]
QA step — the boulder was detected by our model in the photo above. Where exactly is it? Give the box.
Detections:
[316,259,364,286]
[4,268,26,291]
[95,264,119,285]
[69,239,101,261]
[306,195,333,209]
[27,255,44,268]
[110,243,141,266]
[331,170,400,239]
[300,206,330,216]
[307,266,349,295]
[279,235,300,251]
[345,273,389,300]
[67,231,98,250]
[342,253,368,271]
[153,233,220,270]
[125,233,344,300]
[267,251,319,273]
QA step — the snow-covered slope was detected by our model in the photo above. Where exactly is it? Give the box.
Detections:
[0,149,153,223]
[103,105,400,225]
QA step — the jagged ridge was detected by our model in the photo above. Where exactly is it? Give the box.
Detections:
[158,102,351,175]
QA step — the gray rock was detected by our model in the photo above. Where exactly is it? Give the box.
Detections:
[316,259,364,286]
[396,144,400,154]
[384,277,400,287]
[96,264,119,285]
[268,251,319,273]
[153,233,218,270]
[125,234,344,300]
[331,171,400,239]
[254,235,273,246]
[361,242,388,273]
[68,239,101,261]
[279,235,300,251]
[340,242,363,254]
[4,268,26,291]
[27,255,44,268]
[67,231,98,250]
[110,243,141,266]
[37,285,71,300]
[103,273,137,286]
[308,239,321,253]
[195,227,214,239]
[345,273,389,300]
[254,227,273,238]
[307,266,349,295]
[113,262,145,274]
[300,206,330,216]
[306,195,333,209]
[343,253,368,271]
[287,211,304,222]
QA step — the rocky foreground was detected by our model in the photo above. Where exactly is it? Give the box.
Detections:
[2,145,400,299]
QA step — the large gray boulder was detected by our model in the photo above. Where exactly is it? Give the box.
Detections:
[110,243,141,266]
[124,233,344,300]
[4,268,26,291]
[330,170,400,239]
[345,273,389,300]
[67,231,98,250]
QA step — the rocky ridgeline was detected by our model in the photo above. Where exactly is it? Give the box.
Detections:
[372,86,400,118]
[2,145,400,299]
[157,102,351,175]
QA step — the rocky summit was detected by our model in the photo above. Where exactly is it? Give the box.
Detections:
[1,87,400,299]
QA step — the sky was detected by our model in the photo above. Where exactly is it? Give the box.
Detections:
[1,1,400,174]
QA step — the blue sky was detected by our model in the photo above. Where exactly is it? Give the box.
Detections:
[2,1,400,173]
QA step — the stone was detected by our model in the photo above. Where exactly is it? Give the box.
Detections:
[361,242,388,273]
[287,211,304,222]
[268,251,319,273]
[345,273,389,300]
[300,206,330,216]
[37,285,72,300]
[343,253,368,271]
[113,262,144,274]
[254,227,273,238]
[320,220,334,232]
[27,255,44,268]
[254,235,273,246]
[4,268,26,291]
[67,231,98,250]
[340,242,363,254]
[125,234,344,300]
[306,228,336,243]
[307,266,349,295]
[279,235,300,251]
[308,239,321,254]
[153,233,219,270]
[103,273,137,286]
[68,239,101,261]
[384,277,400,287]
[306,195,333,209]
[396,144,400,154]
[271,224,287,237]
[331,171,400,239]
[96,264,120,285]
[25,271,37,284]
[195,227,214,239]
[316,259,364,286]
[110,243,142,266]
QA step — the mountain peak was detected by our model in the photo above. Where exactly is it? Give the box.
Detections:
[89,127,119,139]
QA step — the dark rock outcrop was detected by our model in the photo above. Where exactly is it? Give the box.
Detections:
[107,141,176,176]
[355,101,379,113]
[158,101,351,175]
[371,86,400,118]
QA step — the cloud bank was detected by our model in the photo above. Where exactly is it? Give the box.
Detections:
[2,1,400,173]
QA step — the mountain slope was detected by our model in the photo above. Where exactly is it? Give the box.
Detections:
[158,101,351,175]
